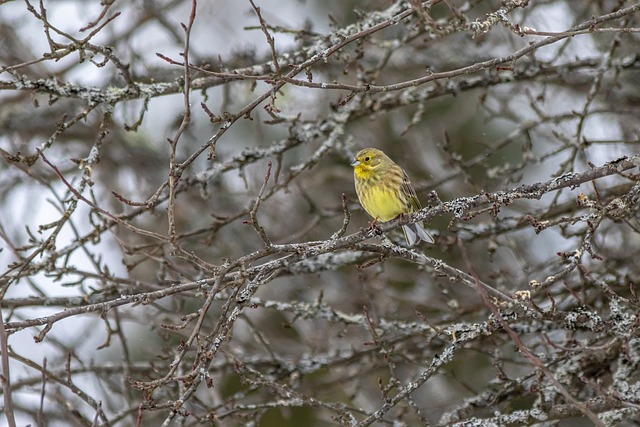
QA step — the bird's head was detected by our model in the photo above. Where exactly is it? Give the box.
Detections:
[351,148,388,178]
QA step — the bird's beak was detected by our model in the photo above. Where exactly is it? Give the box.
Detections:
[350,159,360,167]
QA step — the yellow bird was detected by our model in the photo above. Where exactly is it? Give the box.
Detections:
[351,148,434,246]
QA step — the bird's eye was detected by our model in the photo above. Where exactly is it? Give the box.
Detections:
[364,156,370,162]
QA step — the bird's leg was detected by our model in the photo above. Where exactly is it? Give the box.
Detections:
[368,218,383,236]
[395,212,409,223]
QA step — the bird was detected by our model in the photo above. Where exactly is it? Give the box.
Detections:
[351,147,434,246]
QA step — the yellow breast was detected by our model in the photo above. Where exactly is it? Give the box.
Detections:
[359,186,405,222]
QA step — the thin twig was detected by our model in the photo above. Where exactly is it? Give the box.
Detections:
[0,304,17,427]
[331,193,351,239]
[248,161,273,246]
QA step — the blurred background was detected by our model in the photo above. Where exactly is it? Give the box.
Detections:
[1,0,639,425]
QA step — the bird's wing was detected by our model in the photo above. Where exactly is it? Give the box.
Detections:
[400,170,422,211]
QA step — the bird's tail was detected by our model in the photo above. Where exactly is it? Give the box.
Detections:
[402,222,435,246]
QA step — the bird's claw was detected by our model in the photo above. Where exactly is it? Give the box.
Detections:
[367,219,383,236]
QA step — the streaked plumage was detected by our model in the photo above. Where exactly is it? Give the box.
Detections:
[351,148,434,246]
